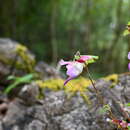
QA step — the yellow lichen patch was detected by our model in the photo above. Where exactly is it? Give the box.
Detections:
[16,44,27,52]
[35,79,64,91]
[36,77,93,104]
[15,44,35,72]
[64,77,93,104]
[64,77,93,93]
[103,74,118,83]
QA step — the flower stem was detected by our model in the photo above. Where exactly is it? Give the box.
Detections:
[85,64,104,105]
[86,65,98,93]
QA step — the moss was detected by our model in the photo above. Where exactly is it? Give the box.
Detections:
[15,44,36,72]
[103,74,118,82]
[0,44,36,73]
[35,79,64,91]
[65,77,93,93]
[36,77,93,104]
[102,74,118,87]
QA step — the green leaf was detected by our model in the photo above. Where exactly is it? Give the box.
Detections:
[4,74,34,94]
[74,55,80,60]
[7,75,16,80]
[127,21,130,25]
[16,74,34,83]
[125,103,130,107]
[123,30,130,36]
[85,56,99,64]
[98,104,111,115]
[128,126,130,130]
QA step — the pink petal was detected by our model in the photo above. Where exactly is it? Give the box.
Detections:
[64,76,76,85]
[128,63,130,70]
[66,62,83,77]
[76,55,93,63]
[128,52,130,60]
[64,61,84,85]
[59,59,72,66]
[80,55,92,61]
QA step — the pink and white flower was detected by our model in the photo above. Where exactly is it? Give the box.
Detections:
[59,54,99,85]
[59,60,84,85]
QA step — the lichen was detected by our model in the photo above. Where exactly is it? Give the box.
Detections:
[0,44,36,73]
[35,79,64,91]
[35,77,93,104]
[102,74,118,87]
[103,74,118,82]
[15,44,35,72]
[64,77,93,93]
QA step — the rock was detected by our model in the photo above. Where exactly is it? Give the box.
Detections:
[0,38,35,83]
[27,120,46,130]
[18,82,40,105]
[35,61,61,80]
[1,90,115,130]
[0,74,130,130]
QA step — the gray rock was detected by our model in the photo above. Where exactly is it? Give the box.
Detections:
[27,120,46,130]
[0,74,130,130]
[18,82,40,105]
[35,61,61,80]
[0,38,35,81]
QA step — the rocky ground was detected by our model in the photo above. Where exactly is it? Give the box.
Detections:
[0,39,129,130]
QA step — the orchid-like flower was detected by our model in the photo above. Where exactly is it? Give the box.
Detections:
[60,60,84,85]
[60,52,99,85]
[128,52,130,70]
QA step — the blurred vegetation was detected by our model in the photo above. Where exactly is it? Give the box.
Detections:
[0,0,130,75]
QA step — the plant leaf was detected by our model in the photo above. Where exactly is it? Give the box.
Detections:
[127,21,130,25]
[125,103,130,107]
[98,104,111,115]
[128,126,130,130]
[4,74,34,94]
[123,30,130,36]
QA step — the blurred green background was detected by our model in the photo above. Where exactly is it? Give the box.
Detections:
[0,0,130,76]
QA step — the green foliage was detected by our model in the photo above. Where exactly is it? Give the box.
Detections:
[98,104,111,115]
[125,103,130,107]
[128,126,130,130]
[123,21,130,36]
[85,56,99,65]
[0,0,130,74]
[4,74,34,94]
[127,22,130,25]
[123,30,130,36]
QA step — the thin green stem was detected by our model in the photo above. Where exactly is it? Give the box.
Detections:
[86,65,98,93]
[85,64,104,105]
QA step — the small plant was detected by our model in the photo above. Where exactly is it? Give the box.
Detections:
[4,74,34,94]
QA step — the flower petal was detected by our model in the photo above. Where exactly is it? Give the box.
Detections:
[80,55,92,61]
[76,55,99,63]
[59,59,72,66]
[128,63,130,70]
[66,62,83,77]
[64,76,76,85]
[64,62,84,85]
[128,52,130,60]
